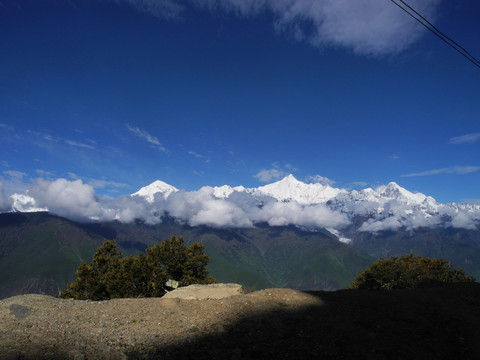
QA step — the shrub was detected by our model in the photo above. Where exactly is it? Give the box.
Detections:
[348,254,475,290]
[60,236,216,300]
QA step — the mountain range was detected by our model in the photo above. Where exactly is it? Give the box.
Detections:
[129,174,479,235]
[1,175,479,298]
[9,174,480,234]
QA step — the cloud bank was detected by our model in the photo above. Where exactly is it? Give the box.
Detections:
[7,178,349,229]
[3,177,479,232]
[120,0,441,56]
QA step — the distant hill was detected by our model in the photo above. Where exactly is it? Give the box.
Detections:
[0,212,373,298]
[344,220,480,280]
[0,212,103,299]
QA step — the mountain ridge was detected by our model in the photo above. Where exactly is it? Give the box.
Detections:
[6,174,480,234]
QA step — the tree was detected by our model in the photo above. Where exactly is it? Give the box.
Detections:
[348,254,475,290]
[60,240,124,300]
[60,236,216,300]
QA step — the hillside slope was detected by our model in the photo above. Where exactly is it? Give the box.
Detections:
[0,213,104,299]
[0,213,373,298]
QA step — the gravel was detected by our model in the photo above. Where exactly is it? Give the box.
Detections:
[1,283,480,359]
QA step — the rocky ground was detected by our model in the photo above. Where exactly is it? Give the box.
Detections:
[1,283,480,359]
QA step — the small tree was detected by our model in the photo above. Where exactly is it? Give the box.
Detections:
[348,254,475,290]
[60,236,216,300]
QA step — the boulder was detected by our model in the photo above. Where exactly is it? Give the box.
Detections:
[162,283,243,300]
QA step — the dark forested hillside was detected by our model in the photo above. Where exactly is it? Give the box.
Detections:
[2,212,479,299]
[0,212,373,298]
[348,226,480,280]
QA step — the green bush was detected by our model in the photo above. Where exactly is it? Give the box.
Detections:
[60,236,216,300]
[348,254,475,290]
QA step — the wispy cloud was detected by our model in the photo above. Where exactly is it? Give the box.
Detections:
[402,166,480,177]
[123,0,441,56]
[35,169,55,178]
[349,181,369,188]
[121,0,185,19]
[307,174,335,186]
[65,140,96,150]
[254,168,287,182]
[125,124,167,152]
[254,163,297,183]
[88,179,129,191]
[3,170,27,181]
[389,154,400,160]
[37,132,96,150]
[449,133,480,144]
[68,172,128,192]
[188,150,210,163]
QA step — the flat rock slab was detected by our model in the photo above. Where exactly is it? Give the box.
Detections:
[162,283,243,300]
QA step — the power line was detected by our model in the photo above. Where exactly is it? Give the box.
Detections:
[390,0,480,69]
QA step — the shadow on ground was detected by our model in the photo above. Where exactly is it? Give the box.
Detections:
[140,283,480,360]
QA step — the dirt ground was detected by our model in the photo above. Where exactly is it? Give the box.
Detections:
[1,283,480,359]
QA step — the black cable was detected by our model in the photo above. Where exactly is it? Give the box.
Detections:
[397,0,479,63]
[390,0,480,69]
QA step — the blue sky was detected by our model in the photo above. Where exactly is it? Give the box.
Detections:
[1,0,479,204]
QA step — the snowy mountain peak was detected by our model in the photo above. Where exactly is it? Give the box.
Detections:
[283,173,300,182]
[257,174,346,204]
[132,180,178,203]
[213,185,235,199]
[379,182,404,198]
[378,182,427,204]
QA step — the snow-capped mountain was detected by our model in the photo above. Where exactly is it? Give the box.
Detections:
[211,174,346,204]
[131,174,479,232]
[255,174,347,204]
[6,174,479,233]
[327,182,439,216]
[212,185,252,199]
[131,180,178,203]
[131,175,442,216]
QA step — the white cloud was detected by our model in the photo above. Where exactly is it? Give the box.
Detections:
[254,168,287,182]
[3,175,478,232]
[402,166,480,177]
[449,211,477,230]
[28,178,104,222]
[307,174,335,186]
[115,0,441,55]
[102,182,349,229]
[190,0,441,56]
[359,216,403,232]
[64,140,96,150]
[449,133,480,144]
[257,201,349,228]
[254,163,295,183]
[3,170,27,181]
[35,169,55,178]
[126,124,167,152]
[88,179,129,191]
[188,150,210,163]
